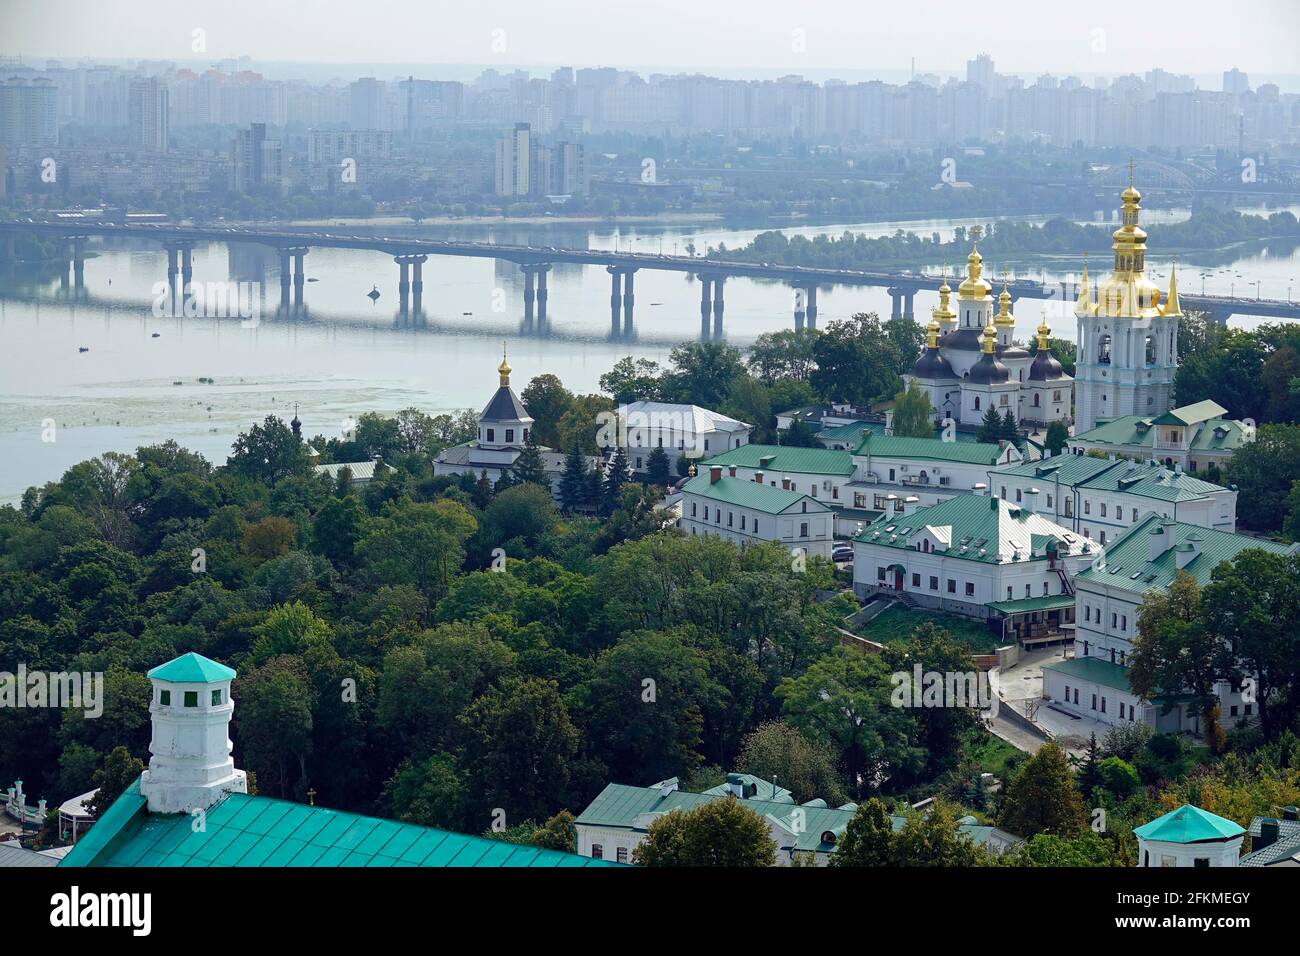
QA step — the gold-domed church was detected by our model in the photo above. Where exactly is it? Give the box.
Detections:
[1073,175,1182,431]
[905,244,1072,429]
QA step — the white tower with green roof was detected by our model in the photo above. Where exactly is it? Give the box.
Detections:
[138,652,248,814]
[1134,804,1244,867]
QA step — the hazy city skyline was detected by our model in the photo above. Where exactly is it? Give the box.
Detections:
[5,0,1300,83]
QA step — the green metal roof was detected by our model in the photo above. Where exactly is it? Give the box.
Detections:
[1041,656,1134,694]
[575,781,1013,856]
[1134,804,1245,844]
[816,420,882,443]
[1075,513,1298,594]
[60,780,612,868]
[1071,413,1249,453]
[147,652,237,684]
[853,432,1011,466]
[701,443,855,476]
[987,593,1077,615]
[852,494,1090,564]
[1150,400,1228,427]
[1075,460,1228,503]
[683,474,829,515]
[990,454,1116,486]
[699,774,794,803]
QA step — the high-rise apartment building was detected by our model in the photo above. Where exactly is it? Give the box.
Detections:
[128,76,169,152]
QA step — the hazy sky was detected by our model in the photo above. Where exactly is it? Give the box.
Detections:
[4,0,1299,80]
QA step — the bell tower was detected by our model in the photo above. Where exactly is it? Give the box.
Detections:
[1074,172,1180,432]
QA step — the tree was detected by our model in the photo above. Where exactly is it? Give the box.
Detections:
[88,746,145,817]
[228,415,309,485]
[782,419,819,447]
[1201,549,1300,738]
[510,433,549,487]
[663,341,744,407]
[599,356,662,404]
[810,314,905,406]
[747,329,819,384]
[1225,424,1300,532]
[1074,732,1103,800]
[776,648,924,794]
[829,798,895,866]
[891,381,933,438]
[472,469,493,510]
[737,720,846,805]
[1045,420,1069,456]
[832,798,988,867]
[559,444,590,511]
[459,676,579,826]
[645,446,672,486]
[602,446,630,514]
[976,405,1004,444]
[385,752,465,831]
[1129,571,1225,753]
[236,657,315,800]
[633,797,777,867]
[1007,831,1120,867]
[1000,407,1023,448]
[998,742,1087,837]
[313,495,367,568]
[521,374,575,448]
[1098,756,1141,798]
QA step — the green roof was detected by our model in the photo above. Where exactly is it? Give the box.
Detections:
[683,474,829,515]
[147,652,237,684]
[60,780,612,868]
[1075,460,1228,503]
[854,432,1013,466]
[1075,513,1299,594]
[1134,804,1245,844]
[987,593,1078,615]
[990,453,1117,487]
[853,494,1091,564]
[1150,400,1228,427]
[701,443,855,476]
[575,781,1011,856]
[1042,656,1134,694]
[1072,413,1249,453]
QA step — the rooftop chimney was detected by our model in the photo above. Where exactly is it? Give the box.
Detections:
[728,465,737,478]
[1148,522,1173,561]
[710,465,722,484]
[973,482,988,496]
[782,478,791,490]
[1257,819,1280,850]
[754,471,764,485]
[1175,535,1202,569]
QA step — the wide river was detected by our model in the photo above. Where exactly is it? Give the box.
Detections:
[2,204,1299,502]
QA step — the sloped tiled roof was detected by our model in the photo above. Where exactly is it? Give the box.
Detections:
[1075,513,1298,594]
[482,385,531,422]
[60,780,612,868]
[683,474,829,515]
[854,432,1011,466]
[1240,816,1300,867]
[702,443,855,476]
[620,401,749,433]
[853,494,1094,564]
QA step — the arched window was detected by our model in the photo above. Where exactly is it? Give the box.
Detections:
[1144,335,1156,366]
[974,396,981,410]
[1033,394,1040,407]
[1098,333,1112,365]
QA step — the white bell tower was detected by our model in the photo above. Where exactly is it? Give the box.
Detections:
[139,652,247,814]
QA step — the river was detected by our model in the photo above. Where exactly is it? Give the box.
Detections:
[2,204,1299,502]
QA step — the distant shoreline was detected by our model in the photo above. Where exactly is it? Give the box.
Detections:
[239,211,726,228]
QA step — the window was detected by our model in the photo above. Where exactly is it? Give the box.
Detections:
[1015,489,1022,503]
[1000,486,1007,500]
[523,428,529,442]
[1047,494,1053,508]
[974,397,981,410]
[1100,697,1107,713]
[506,429,514,443]
[1025,584,1032,597]
[1193,858,1210,868]
[184,691,198,708]
[704,439,710,451]
[635,457,642,469]
[1000,394,1009,406]
[947,579,956,593]
[1091,693,1097,711]
[727,511,733,527]
[1007,586,1013,600]
[1084,500,1091,515]
[211,689,223,706]
[691,502,697,517]
[1100,531,1106,545]
[753,520,759,534]
[486,428,495,442]
[591,844,603,859]
[740,515,746,531]
[889,468,896,482]
[912,573,920,587]
[964,582,975,597]
[1043,582,1049,595]
[159,690,171,705]
[800,522,809,537]
[878,566,887,581]
[616,847,628,864]
[929,576,939,591]
[1100,503,1107,517]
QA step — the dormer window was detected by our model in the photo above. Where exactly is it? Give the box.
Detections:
[183,691,198,708]
[159,689,171,705]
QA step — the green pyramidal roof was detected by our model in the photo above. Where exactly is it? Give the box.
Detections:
[147,652,237,684]
[1134,804,1245,844]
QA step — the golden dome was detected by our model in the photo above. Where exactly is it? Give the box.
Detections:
[980,320,997,354]
[926,313,941,348]
[933,271,957,326]
[497,345,512,387]
[994,283,1015,327]
[1036,314,1052,350]
[1095,182,1163,319]
[957,242,992,301]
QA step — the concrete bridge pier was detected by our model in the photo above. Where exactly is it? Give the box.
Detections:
[888,287,902,321]
[292,249,307,308]
[279,249,291,312]
[168,246,181,315]
[699,275,713,338]
[395,254,415,315]
[902,290,914,321]
[712,275,725,338]
[411,255,426,315]
[793,287,805,331]
[806,285,818,328]
[607,266,623,335]
[622,267,636,336]
[70,236,87,291]
[535,264,550,326]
